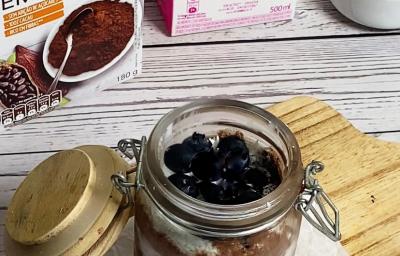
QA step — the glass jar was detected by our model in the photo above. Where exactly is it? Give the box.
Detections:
[114,99,340,256]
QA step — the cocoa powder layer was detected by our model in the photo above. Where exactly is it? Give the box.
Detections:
[134,199,188,256]
[208,208,301,256]
[48,0,134,76]
[134,197,301,256]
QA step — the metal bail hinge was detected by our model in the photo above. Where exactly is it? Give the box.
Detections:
[111,136,146,209]
[295,161,341,241]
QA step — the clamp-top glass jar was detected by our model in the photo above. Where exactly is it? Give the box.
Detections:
[114,99,340,256]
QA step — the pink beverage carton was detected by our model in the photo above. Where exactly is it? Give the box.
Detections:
[157,0,296,36]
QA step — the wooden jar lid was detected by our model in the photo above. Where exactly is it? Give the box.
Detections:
[5,145,133,256]
[6,150,95,245]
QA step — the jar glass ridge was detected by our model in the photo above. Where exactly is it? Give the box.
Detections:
[134,99,304,256]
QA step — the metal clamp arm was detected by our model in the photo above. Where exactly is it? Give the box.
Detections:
[295,161,341,241]
[111,136,146,209]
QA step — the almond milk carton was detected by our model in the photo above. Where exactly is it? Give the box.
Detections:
[158,0,296,36]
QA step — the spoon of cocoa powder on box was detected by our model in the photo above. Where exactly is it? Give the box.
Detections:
[47,7,94,93]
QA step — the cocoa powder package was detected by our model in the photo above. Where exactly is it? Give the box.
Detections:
[0,0,143,128]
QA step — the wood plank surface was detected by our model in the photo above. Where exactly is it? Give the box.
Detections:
[267,96,400,256]
[0,130,397,208]
[142,0,400,45]
[0,219,5,255]
[1,97,399,256]
[1,35,399,154]
[1,0,400,254]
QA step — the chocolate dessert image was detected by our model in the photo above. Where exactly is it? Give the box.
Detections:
[134,131,301,256]
[48,0,135,76]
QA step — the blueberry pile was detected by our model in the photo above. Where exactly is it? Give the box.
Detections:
[164,132,282,204]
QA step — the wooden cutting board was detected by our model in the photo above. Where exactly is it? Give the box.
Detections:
[267,96,400,256]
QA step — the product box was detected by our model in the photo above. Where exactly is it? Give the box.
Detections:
[158,0,296,36]
[0,0,143,128]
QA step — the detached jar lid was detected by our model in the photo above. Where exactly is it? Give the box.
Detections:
[5,145,133,256]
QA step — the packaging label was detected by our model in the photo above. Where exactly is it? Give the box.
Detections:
[0,0,143,129]
[159,0,296,36]
[0,90,61,127]
[3,0,64,37]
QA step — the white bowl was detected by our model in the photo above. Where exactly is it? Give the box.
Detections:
[330,0,400,29]
[43,0,142,83]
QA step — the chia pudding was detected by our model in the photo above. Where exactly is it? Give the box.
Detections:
[132,99,304,256]
[134,191,301,256]
[134,130,302,256]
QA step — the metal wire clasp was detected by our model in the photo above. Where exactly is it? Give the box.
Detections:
[111,136,146,209]
[295,161,341,241]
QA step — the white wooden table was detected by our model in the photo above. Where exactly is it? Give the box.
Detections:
[1,0,400,255]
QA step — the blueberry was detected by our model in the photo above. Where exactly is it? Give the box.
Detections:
[199,182,224,204]
[236,187,262,204]
[261,164,281,193]
[191,151,223,181]
[164,144,196,173]
[217,136,250,178]
[168,173,199,198]
[183,132,212,153]
[267,168,281,185]
[262,151,281,184]
[224,153,250,178]
[218,136,247,157]
[219,178,243,199]
[243,168,268,190]
[199,182,234,204]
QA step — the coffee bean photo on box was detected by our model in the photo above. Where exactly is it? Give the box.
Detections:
[0,63,39,108]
